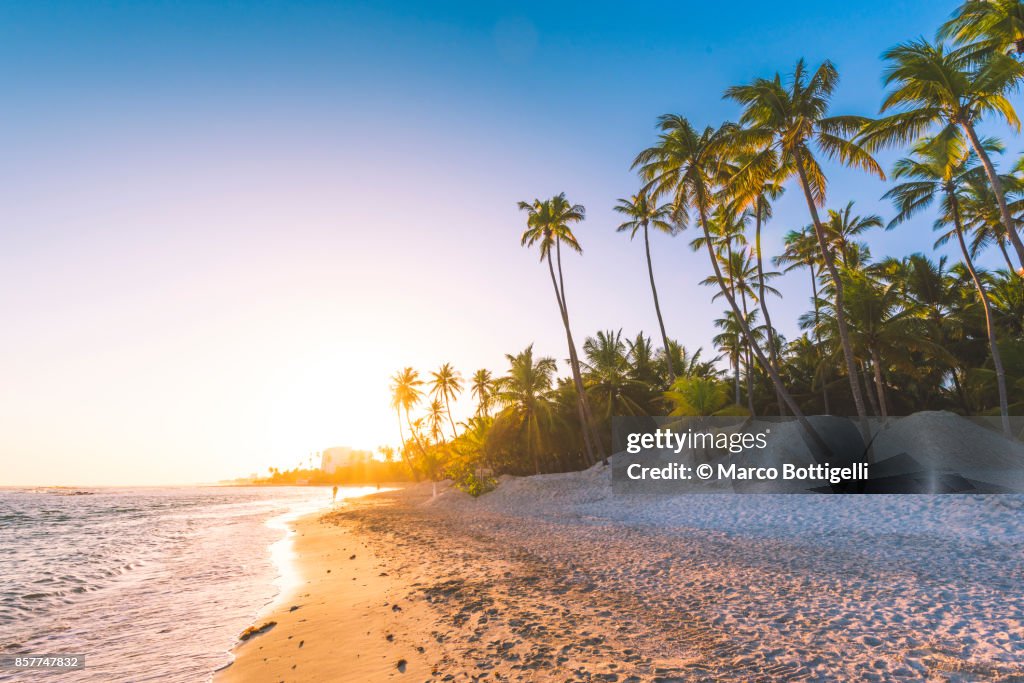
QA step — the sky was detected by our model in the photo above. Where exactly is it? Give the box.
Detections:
[1,0,1018,485]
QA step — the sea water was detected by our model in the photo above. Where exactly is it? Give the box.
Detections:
[0,485,374,682]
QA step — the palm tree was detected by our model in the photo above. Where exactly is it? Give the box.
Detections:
[633,115,820,441]
[824,201,885,265]
[713,310,747,408]
[726,59,885,435]
[429,363,463,438]
[703,250,778,414]
[776,226,831,413]
[959,171,1024,271]
[614,190,678,381]
[724,155,788,412]
[425,399,447,443]
[581,329,647,418]
[390,367,425,457]
[940,0,1024,58]
[837,271,925,421]
[664,376,731,417]
[861,39,1024,271]
[519,193,602,465]
[470,369,495,417]
[493,345,559,474]
[884,134,1012,434]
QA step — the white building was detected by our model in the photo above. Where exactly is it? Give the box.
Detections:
[320,446,371,473]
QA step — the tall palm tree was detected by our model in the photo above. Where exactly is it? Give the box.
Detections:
[429,363,463,438]
[836,271,925,421]
[959,171,1024,271]
[633,115,822,443]
[703,250,779,414]
[494,345,559,474]
[425,399,448,443]
[726,59,885,435]
[940,0,1024,58]
[884,134,1012,434]
[390,367,425,460]
[861,39,1024,271]
[713,309,748,408]
[519,193,602,465]
[470,369,495,417]
[776,226,831,413]
[614,190,679,381]
[724,155,788,412]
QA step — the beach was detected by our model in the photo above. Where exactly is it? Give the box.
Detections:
[219,467,1024,683]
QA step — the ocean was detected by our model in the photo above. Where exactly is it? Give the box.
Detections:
[0,485,376,682]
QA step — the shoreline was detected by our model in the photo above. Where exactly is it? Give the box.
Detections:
[215,491,435,682]
[217,476,1024,682]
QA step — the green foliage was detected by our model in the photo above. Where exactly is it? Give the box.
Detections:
[376,6,1024,483]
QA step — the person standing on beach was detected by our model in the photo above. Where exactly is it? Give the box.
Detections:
[332,485,338,502]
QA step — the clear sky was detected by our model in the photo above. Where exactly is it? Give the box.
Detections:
[1,1,1017,485]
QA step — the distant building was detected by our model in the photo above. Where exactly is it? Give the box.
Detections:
[320,446,372,473]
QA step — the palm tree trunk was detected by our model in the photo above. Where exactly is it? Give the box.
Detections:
[555,239,605,463]
[547,251,597,466]
[951,195,1012,436]
[998,240,1016,273]
[870,346,888,421]
[404,407,426,481]
[863,361,880,417]
[962,122,1024,272]
[697,203,832,457]
[396,408,410,469]
[643,225,675,382]
[443,393,457,439]
[810,265,830,414]
[795,150,870,443]
[755,205,785,414]
[733,352,741,405]
[740,289,756,416]
[396,408,406,451]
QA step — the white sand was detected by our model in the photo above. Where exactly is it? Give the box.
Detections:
[410,412,1024,681]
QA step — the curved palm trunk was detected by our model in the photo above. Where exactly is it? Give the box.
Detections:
[795,150,870,444]
[443,393,458,439]
[404,407,426,481]
[998,239,1016,273]
[546,251,598,466]
[951,195,1012,436]
[962,122,1024,273]
[556,239,605,463]
[697,204,831,457]
[643,225,675,382]
[755,206,785,414]
[396,408,410,468]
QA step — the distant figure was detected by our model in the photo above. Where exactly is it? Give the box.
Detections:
[332,485,338,502]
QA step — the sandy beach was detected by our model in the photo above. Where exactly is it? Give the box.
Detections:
[218,456,1024,683]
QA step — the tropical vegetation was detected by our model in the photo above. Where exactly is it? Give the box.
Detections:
[387,2,1024,494]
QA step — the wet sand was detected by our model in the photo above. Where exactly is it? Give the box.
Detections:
[218,479,1024,682]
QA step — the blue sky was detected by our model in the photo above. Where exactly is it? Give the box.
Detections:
[1,1,1018,484]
